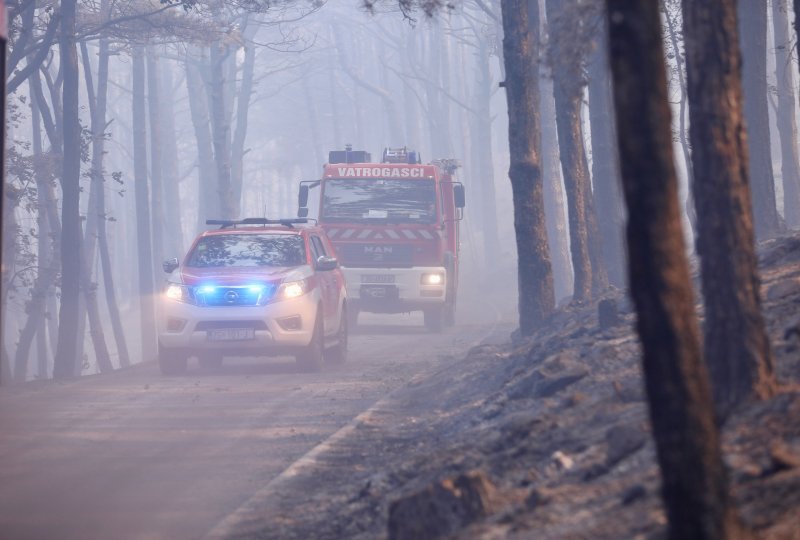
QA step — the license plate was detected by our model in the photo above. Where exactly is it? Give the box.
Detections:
[361,285,388,298]
[361,274,395,284]
[207,328,255,341]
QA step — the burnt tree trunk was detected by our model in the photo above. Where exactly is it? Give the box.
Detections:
[546,0,608,303]
[540,71,573,302]
[683,0,775,417]
[501,0,555,335]
[738,1,781,239]
[588,12,625,289]
[606,1,748,538]
[147,49,166,282]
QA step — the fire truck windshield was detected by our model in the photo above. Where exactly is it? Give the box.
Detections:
[321,178,436,223]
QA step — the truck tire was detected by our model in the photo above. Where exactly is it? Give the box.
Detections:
[159,344,188,375]
[296,311,324,372]
[324,308,348,365]
[424,307,444,332]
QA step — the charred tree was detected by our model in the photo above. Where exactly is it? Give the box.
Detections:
[540,71,573,302]
[546,0,608,302]
[52,0,82,379]
[683,0,775,417]
[500,0,555,335]
[159,57,183,255]
[606,1,748,538]
[738,2,780,239]
[587,11,625,289]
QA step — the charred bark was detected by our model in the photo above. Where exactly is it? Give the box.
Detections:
[209,43,235,219]
[606,1,748,538]
[501,0,555,334]
[683,0,775,417]
[738,2,781,239]
[588,12,625,289]
[546,0,607,303]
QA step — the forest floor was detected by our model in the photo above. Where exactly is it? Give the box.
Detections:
[224,232,800,540]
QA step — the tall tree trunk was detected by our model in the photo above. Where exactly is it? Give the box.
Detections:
[606,1,747,538]
[500,0,555,335]
[52,0,82,379]
[132,45,157,363]
[772,0,800,228]
[159,56,183,254]
[684,0,775,417]
[588,12,625,288]
[546,0,603,302]
[80,41,113,374]
[185,49,217,230]
[473,31,501,265]
[147,49,166,283]
[738,1,781,239]
[663,3,697,233]
[540,70,573,302]
[232,24,257,208]
[209,43,235,219]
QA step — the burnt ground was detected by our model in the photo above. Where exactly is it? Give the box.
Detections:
[221,233,800,540]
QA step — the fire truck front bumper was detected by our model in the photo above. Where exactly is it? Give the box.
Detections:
[343,266,447,313]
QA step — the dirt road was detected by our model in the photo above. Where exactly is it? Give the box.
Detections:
[0,313,501,540]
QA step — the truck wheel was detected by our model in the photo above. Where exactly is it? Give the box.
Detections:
[424,307,444,332]
[198,352,223,370]
[159,344,188,375]
[296,312,324,372]
[325,308,348,365]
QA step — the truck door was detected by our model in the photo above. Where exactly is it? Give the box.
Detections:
[310,235,340,335]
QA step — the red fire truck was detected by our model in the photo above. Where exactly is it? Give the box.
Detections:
[298,146,465,331]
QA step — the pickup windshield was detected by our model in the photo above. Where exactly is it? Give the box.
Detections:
[186,234,306,268]
[321,178,436,223]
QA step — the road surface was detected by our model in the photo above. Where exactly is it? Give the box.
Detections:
[0,313,500,540]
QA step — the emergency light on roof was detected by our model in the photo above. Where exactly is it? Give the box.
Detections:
[382,146,421,164]
[206,218,308,229]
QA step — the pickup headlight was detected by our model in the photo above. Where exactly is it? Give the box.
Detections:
[165,283,192,303]
[279,279,308,299]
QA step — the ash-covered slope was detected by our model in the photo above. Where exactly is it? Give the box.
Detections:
[235,233,800,540]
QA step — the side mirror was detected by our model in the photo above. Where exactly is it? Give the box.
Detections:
[315,255,339,271]
[298,185,309,208]
[162,257,179,274]
[454,184,466,209]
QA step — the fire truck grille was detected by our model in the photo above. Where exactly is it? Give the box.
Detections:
[336,243,414,267]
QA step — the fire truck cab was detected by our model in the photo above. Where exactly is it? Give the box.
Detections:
[298,146,465,331]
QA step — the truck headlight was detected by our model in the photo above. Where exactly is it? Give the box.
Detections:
[421,273,444,285]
